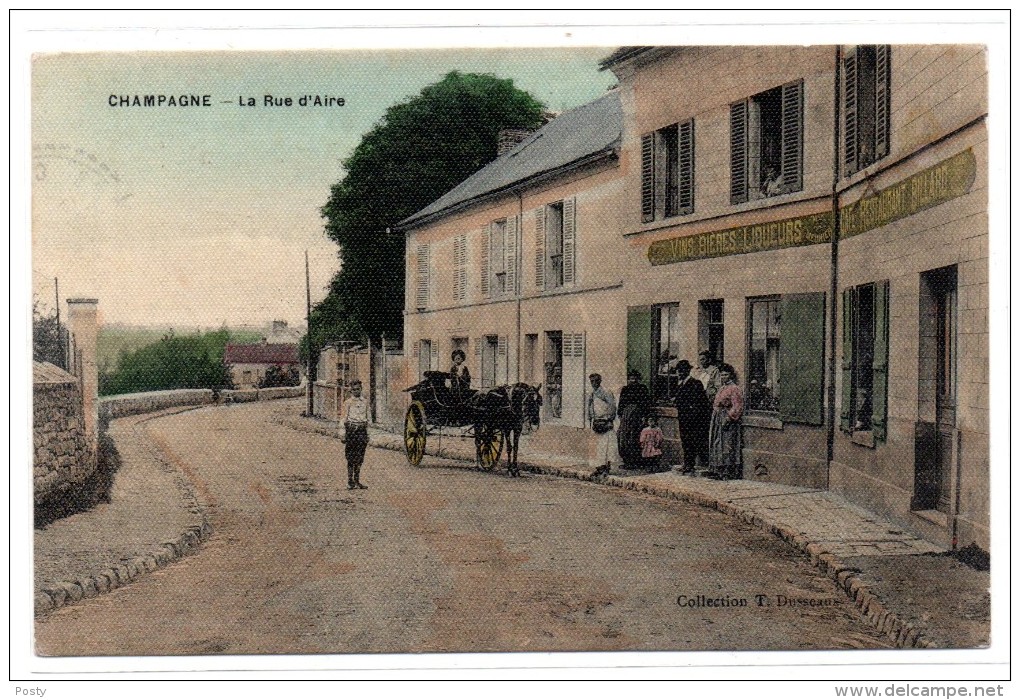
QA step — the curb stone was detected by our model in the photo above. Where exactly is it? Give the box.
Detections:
[34,416,215,618]
[275,413,934,649]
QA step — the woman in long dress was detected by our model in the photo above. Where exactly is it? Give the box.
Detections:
[617,369,652,469]
[708,363,744,480]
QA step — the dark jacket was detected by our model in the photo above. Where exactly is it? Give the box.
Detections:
[674,377,711,437]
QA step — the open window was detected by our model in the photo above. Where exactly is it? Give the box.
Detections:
[731,80,803,204]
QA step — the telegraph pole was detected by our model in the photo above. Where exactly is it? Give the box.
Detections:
[54,277,63,369]
[305,251,314,416]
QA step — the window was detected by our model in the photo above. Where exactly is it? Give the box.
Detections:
[698,299,725,364]
[841,281,890,441]
[523,333,538,384]
[534,198,575,290]
[544,331,563,419]
[416,339,433,380]
[844,45,891,176]
[641,119,695,222]
[747,297,781,412]
[652,303,681,404]
[731,80,803,204]
[480,336,498,388]
[482,216,519,298]
[746,293,826,423]
[414,243,430,310]
[491,219,507,295]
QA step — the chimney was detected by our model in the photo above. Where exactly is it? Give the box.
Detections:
[272,320,287,333]
[497,128,536,156]
[66,298,99,453]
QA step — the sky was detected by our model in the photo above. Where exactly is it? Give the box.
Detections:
[31,47,615,328]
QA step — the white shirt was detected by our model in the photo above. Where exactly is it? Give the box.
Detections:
[342,395,369,424]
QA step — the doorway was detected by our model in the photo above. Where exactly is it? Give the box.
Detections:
[914,266,957,514]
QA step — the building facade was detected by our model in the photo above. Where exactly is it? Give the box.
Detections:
[401,45,988,552]
[603,45,988,550]
[400,93,628,455]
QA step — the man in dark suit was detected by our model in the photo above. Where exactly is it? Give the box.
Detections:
[672,360,711,475]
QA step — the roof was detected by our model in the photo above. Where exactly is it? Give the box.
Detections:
[399,91,622,229]
[598,46,657,70]
[33,361,77,384]
[224,343,299,365]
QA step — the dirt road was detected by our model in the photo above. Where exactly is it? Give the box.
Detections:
[35,401,891,655]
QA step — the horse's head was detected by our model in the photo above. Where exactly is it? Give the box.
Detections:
[513,382,543,434]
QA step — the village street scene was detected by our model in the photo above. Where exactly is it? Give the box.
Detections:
[26,30,999,675]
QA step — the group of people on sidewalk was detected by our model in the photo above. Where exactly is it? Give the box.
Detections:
[588,351,744,481]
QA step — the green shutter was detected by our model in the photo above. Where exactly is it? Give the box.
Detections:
[840,287,854,433]
[779,293,826,425]
[871,280,890,441]
[627,305,653,388]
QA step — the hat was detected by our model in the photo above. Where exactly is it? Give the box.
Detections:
[675,360,693,375]
[627,369,642,379]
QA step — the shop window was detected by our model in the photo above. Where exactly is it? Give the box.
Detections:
[698,299,725,364]
[641,119,694,223]
[747,297,781,412]
[841,281,890,441]
[534,198,576,290]
[743,293,827,424]
[844,45,891,176]
[652,303,681,404]
[730,80,803,204]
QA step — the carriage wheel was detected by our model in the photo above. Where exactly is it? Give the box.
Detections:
[404,402,427,467]
[476,425,504,470]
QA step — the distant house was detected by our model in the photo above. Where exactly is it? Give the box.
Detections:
[224,340,301,389]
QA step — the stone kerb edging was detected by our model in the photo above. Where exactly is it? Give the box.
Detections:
[35,522,213,616]
[34,408,214,618]
[274,413,932,649]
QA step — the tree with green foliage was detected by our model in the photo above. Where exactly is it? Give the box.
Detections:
[313,71,546,356]
[33,299,68,369]
[99,329,236,396]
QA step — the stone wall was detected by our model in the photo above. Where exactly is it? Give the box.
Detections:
[100,389,215,420]
[34,379,94,504]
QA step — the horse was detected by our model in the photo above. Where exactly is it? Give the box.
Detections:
[470,382,542,477]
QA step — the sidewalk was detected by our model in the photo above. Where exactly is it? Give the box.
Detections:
[34,402,990,650]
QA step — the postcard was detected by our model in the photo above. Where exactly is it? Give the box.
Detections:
[15,10,1010,688]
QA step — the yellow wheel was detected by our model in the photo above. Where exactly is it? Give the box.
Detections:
[476,424,504,470]
[404,402,427,467]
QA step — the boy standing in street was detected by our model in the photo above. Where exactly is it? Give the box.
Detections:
[341,380,369,490]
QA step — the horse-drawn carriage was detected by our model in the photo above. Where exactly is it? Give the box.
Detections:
[403,371,542,476]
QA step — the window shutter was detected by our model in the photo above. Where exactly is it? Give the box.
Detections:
[840,288,854,433]
[454,234,467,301]
[534,206,546,290]
[412,340,419,358]
[781,80,804,193]
[481,225,491,298]
[871,280,890,441]
[779,293,826,425]
[627,305,653,389]
[497,335,508,385]
[505,215,519,294]
[843,48,859,176]
[641,133,656,222]
[677,119,695,215]
[415,243,430,309]
[875,45,891,161]
[562,197,576,285]
[430,342,438,372]
[729,101,749,204]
